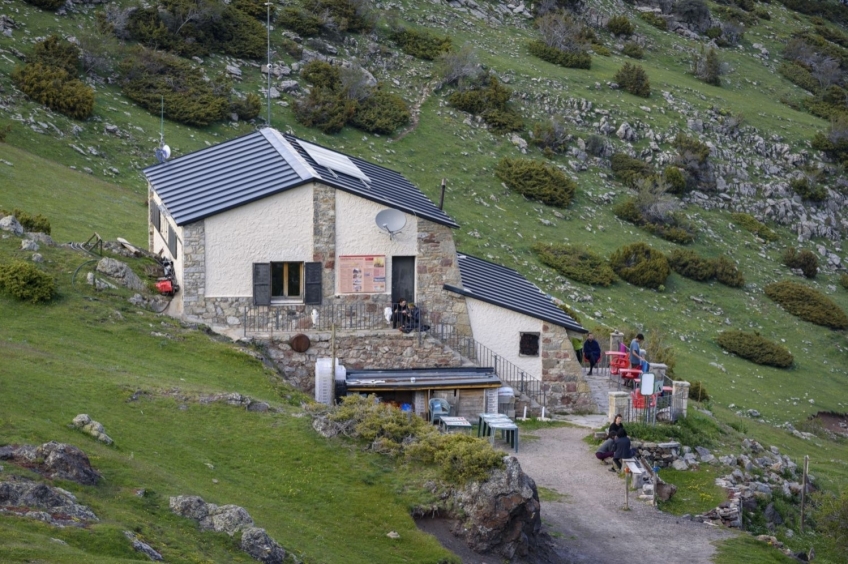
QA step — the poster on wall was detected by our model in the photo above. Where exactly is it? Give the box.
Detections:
[339,255,386,293]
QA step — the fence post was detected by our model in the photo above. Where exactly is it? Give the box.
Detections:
[671,381,690,420]
[520,371,525,395]
[609,391,629,422]
[800,455,809,533]
[494,354,499,378]
[610,330,624,353]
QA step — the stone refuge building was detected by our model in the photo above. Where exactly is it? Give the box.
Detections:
[143,127,591,414]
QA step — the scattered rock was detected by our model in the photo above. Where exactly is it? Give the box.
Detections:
[0,215,23,236]
[0,478,99,527]
[72,414,114,445]
[25,232,55,246]
[21,239,38,251]
[241,527,286,564]
[124,531,163,561]
[96,258,145,291]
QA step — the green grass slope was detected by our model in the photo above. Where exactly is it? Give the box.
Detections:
[0,238,455,563]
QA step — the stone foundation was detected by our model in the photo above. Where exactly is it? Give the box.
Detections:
[265,330,466,392]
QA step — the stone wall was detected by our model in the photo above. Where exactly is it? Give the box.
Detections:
[313,183,336,301]
[418,222,472,336]
[265,330,466,391]
[540,325,593,413]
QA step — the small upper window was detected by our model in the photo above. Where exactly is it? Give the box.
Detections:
[519,333,540,356]
[271,262,303,300]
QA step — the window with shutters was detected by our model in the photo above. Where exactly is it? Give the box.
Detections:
[271,262,302,300]
[519,333,540,356]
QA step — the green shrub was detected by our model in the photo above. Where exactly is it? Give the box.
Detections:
[0,261,57,304]
[716,331,794,368]
[705,26,723,39]
[11,64,95,120]
[0,123,10,143]
[692,47,721,86]
[609,242,670,289]
[593,44,612,57]
[230,93,262,121]
[841,273,848,289]
[622,42,644,59]
[643,221,696,245]
[614,62,651,97]
[663,166,687,194]
[531,119,568,155]
[612,199,644,224]
[301,60,343,90]
[782,247,819,278]
[12,209,51,235]
[778,62,819,94]
[32,35,80,75]
[790,177,828,202]
[303,0,375,33]
[731,213,779,242]
[812,117,848,165]
[813,489,848,551]
[495,158,576,208]
[350,89,410,134]
[231,0,276,20]
[528,40,592,69]
[533,243,616,286]
[713,256,745,288]
[764,280,848,329]
[607,15,635,36]
[406,433,505,483]
[118,48,230,127]
[755,7,771,19]
[639,11,668,30]
[448,73,522,133]
[674,133,710,163]
[585,135,607,157]
[23,0,65,10]
[392,28,452,60]
[610,153,652,188]
[294,87,356,134]
[713,4,758,26]
[278,7,323,36]
[688,381,710,402]
[668,249,716,281]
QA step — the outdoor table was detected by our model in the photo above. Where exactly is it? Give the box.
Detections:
[477,413,512,438]
[439,416,472,434]
[619,368,642,388]
[487,420,519,453]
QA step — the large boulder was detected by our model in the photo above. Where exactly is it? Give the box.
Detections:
[0,215,23,236]
[0,479,99,526]
[241,527,286,564]
[450,456,541,559]
[37,442,101,485]
[72,414,114,445]
[96,257,145,291]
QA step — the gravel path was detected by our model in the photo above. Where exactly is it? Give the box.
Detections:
[514,425,733,564]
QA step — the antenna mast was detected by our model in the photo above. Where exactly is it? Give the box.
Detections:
[159,95,165,147]
[266,2,272,127]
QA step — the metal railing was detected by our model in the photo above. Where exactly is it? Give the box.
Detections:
[244,301,424,334]
[428,325,543,405]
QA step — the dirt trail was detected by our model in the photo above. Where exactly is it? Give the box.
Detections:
[514,426,733,564]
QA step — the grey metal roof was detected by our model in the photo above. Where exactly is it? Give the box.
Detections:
[142,128,458,228]
[345,367,500,390]
[283,133,458,228]
[445,254,587,333]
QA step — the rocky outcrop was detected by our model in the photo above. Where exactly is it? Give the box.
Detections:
[0,478,99,526]
[96,257,145,291]
[448,456,541,560]
[0,442,101,485]
[170,495,286,564]
[123,531,163,561]
[0,215,23,235]
[72,414,114,445]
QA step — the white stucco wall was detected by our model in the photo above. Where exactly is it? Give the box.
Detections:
[150,191,184,314]
[204,184,314,297]
[466,298,542,380]
[334,191,417,295]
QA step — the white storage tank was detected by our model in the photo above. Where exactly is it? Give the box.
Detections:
[315,358,341,405]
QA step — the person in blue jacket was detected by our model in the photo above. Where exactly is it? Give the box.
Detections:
[583,333,602,376]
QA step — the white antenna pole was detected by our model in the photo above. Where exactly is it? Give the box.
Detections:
[266,2,272,127]
[159,95,164,147]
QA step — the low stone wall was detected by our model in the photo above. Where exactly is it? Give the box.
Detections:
[265,330,465,391]
[630,440,681,468]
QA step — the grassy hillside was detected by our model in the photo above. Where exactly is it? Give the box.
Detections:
[2,0,848,561]
[0,236,456,563]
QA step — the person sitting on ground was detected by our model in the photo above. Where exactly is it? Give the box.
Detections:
[392,298,409,329]
[401,303,430,333]
[583,333,602,376]
[595,414,624,463]
[610,427,632,473]
[630,333,649,373]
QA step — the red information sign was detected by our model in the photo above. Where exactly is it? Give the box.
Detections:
[338,255,386,293]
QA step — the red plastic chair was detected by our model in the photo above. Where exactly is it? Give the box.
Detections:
[631,391,656,410]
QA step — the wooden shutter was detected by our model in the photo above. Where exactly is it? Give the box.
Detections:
[253,263,271,306]
[304,262,322,305]
[150,202,160,232]
[167,226,178,259]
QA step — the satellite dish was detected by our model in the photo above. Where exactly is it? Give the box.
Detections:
[155,144,171,164]
[375,209,406,240]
